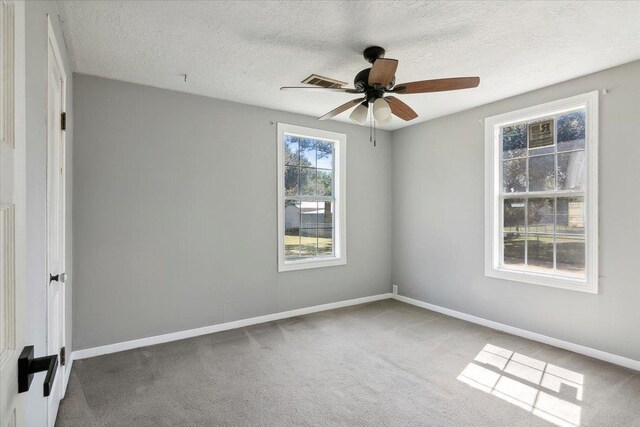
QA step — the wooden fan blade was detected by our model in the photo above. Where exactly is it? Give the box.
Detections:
[281,86,360,93]
[385,96,418,121]
[319,98,365,120]
[368,58,398,87]
[393,77,480,94]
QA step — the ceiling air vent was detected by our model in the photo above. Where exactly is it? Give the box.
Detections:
[302,74,347,89]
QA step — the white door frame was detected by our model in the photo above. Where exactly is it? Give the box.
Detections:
[0,0,26,425]
[45,14,66,427]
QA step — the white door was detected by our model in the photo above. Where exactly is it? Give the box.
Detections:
[1,1,26,425]
[45,17,66,427]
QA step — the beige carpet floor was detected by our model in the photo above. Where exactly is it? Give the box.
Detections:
[56,299,640,426]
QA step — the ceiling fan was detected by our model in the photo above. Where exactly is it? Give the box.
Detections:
[281,46,480,125]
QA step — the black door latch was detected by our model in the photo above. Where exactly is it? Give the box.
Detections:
[49,272,66,283]
[18,346,58,397]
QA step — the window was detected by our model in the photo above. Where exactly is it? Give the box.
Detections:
[277,123,346,271]
[485,92,598,293]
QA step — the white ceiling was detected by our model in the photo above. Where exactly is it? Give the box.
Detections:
[57,1,640,130]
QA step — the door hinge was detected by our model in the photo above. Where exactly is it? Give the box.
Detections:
[61,112,67,131]
[60,347,66,366]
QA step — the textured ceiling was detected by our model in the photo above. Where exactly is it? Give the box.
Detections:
[57,1,640,130]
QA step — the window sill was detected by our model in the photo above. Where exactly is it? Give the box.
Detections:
[485,267,597,294]
[279,256,346,272]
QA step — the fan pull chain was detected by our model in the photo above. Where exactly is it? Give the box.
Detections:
[368,108,377,147]
[373,115,377,147]
[369,108,373,144]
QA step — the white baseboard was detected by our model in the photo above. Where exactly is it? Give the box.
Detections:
[393,294,640,372]
[72,293,393,361]
[69,291,639,374]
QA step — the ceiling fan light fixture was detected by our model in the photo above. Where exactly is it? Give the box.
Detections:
[373,97,391,122]
[349,102,368,125]
[282,46,480,126]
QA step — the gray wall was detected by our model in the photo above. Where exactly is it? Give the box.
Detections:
[25,2,73,426]
[72,75,392,350]
[392,60,640,361]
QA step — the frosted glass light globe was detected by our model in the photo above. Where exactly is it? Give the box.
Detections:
[349,103,368,125]
[373,98,391,122]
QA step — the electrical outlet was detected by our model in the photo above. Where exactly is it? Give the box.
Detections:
[392,284,398,295]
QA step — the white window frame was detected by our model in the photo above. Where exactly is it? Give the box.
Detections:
[277,123,346,272]
[484,91,598,293]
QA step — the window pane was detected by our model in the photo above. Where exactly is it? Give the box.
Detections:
[284,200,300,227]
[285,166,299,196]
[285,135,299,165]
[301,201,318,228]
[528,118,555,155]
[285,227,300,260]
[317,141,333,169]
[318,228,333,256]
[300,228,317,257]
[557,110,585,152]
[299,167,317,196]
[556,197,584,234]
[503,199,525,232]
[317,169,333,196]
[300,138,316,167]
[318,201,333,229]
[503,232,525,268]
[503,159,526,193]
[557,151,585,190]
[529,145,555,156]
[556,236,585,276]
[527,234,554,271]
[502,124,527,159]
[528,155,555,191]
[528,198,554,234]
[284,199,301,260]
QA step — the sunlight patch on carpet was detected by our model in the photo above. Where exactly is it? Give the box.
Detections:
[457,344,583,426]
